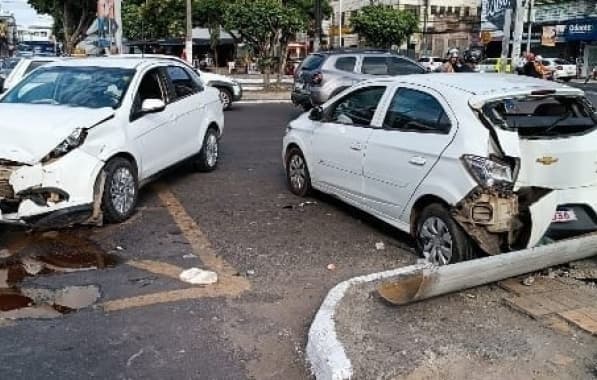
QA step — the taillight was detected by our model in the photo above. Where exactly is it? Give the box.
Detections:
[311,72,323,85]
[556,66,563,70]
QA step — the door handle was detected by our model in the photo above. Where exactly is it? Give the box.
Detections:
[350,142,363,151]
[409,156,426,166]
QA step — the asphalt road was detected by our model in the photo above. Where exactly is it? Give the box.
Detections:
[0,103,413,380]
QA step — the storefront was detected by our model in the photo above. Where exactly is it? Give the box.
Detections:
[563,19,597,77]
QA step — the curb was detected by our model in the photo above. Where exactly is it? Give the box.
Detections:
[306,264,427,380]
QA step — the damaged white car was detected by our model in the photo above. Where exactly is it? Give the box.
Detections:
[0,57,224,228]
[283,74,597,265]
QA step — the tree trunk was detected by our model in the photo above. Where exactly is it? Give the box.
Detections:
[277,38,289,85]
[63,2,72,54]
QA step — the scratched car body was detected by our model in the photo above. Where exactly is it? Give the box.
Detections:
[0,57,224,228]
[283,73,597,265]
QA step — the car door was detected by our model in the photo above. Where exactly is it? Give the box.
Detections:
[362,86,456,220]
[128,67,176,178]
[162,65,206,158]
[310,85,387,202]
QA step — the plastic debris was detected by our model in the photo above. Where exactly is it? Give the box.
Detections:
[375,242,385,251]
[115,246,124,251]
[327,264,336,271]
[179,268,218,285]
[522,275,535,286]
[246,269,256,276]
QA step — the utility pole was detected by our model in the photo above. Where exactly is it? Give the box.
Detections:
[114,0,123,54]
[501,9,512,64]
[422,0,429,55]
[338,0,343,48]
[511,0,525,68]
[526,0,534,54]
[314,0,321,51]
[185,0,193,64]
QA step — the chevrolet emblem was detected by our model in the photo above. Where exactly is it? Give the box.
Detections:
[536,156,558,166]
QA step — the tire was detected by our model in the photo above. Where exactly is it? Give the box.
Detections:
[562,77,571,82]
[415,203,474,265]
[101,157,139,223]
[194,128,219,172]
[217,87,232,111]
[285,147,312,197]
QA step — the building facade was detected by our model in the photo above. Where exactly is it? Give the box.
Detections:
[324,0,481,57]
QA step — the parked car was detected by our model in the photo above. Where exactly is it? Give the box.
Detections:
[283,74,597,265]
[291,49,426,110]
[0,57,224,228]
[540,58,577,82]
[475,58,512,73]
[2,56,62,92]
[120,54,242,110]
[417,56,444,72]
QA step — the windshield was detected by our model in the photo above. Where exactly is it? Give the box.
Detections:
[1,66,135,109]
[481,95,597,138]
[1,58,20,70]
[300,54,324,71]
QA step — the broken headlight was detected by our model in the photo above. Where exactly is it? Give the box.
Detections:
[462,155,513,188]
[42,128,88,162]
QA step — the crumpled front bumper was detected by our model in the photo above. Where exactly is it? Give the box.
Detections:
[0,149,104,227]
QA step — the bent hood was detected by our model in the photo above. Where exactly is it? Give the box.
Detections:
[0,104,114,165]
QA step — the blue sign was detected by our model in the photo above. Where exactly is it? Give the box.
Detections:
[564,20,597,41]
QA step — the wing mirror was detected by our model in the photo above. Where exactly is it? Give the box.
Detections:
[141,99,166,114]
[309,106,324,121]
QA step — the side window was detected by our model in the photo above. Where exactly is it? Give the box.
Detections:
[327,86,386,126]
[132,69,166,119]
[334,56,356,72]
[387,57,426,75]
[361,57,388,75]
[383,88,451,133]
[166,66,198,100]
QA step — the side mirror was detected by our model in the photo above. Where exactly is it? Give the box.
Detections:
[309,106,323,121]
[141,98,166,114]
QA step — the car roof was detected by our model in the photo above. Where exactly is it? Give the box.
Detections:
[368,73,582,96]
[42,57,174,69]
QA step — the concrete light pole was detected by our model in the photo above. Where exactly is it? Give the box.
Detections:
[338,0,343,48]
[185,0,193,64]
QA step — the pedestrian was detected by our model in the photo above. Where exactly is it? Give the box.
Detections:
[441,51,459,73]
[522,53,542,78]
[586,66,597,84]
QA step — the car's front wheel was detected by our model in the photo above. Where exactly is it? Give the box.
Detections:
[101,157,139,223]
[415,203,474,265]
[193,128,219,172]
[285,147,312,197]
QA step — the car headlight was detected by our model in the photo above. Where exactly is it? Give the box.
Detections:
[462,155,513,188]
[42,128,88,162]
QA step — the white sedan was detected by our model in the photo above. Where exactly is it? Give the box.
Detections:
[283,74,597,265]
[0,57,224,227]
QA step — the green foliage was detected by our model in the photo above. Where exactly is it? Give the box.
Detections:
[350,4,418,49]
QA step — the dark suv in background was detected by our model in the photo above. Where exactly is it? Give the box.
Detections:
[291,49,426,110]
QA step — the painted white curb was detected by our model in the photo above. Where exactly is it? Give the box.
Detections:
[306,264,428,380]
[236,100,292,104]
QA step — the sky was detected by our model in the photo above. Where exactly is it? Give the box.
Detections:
[0,0,53,27]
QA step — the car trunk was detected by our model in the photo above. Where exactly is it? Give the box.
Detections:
[293,54,325,88]
[477,93,597,190]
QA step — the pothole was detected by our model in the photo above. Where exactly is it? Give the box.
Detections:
[0,229,118,320]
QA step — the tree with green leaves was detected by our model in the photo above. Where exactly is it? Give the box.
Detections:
[194,0,226,67]
[28,0,96,53]
[350,4,418,50]
[224,0,304,87]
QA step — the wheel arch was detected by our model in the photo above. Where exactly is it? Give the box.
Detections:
[105,152,139,175]
[409,194,452,236]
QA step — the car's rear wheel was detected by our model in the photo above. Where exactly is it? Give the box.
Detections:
[286,147,311,197]
[217,87,232,110]
[194,128,219,172]
[101,157,138,223]
[415,203,474,265]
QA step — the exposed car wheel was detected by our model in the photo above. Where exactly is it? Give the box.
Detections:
[194,128,219,172]
[562,77,571,82]
[286,147,311,197]
[101,157,138,223]
[217,87,232,110]
[415,203,474,265]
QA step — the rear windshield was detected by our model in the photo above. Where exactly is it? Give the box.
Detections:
[300,54,325,71]
[481,95,597,138]
[418,57,430,62]
[553,58,572,65]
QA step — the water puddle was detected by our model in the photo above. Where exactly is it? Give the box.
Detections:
[0,229,118,320]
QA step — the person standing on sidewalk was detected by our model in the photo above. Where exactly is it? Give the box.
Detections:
[522,53,542,78]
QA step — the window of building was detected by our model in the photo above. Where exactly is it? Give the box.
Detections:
[439,6,446,15]
[454,7,461,16]
[464,7,470,17]
[430,5,437,15]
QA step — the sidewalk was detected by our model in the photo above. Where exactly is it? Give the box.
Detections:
[307,257,597,379]
[240,90,290,102]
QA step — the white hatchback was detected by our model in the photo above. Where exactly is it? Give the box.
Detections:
[540,58,577,81]
[283,74,597,265]
[0,57,224,227]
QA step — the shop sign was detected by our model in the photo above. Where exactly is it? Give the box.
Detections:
[564,21,597,41]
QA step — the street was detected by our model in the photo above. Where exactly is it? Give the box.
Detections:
[0,103,414,379]
[2,82,597,379]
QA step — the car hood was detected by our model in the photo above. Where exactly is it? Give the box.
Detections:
[200,71,234,85]
[0,104,114,165]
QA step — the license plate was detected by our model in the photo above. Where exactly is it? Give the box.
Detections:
[552,210,577,223]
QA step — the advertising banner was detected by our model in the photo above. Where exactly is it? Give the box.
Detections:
[541,26,556,46]
[564,20,597,41]
[481,0,513,31]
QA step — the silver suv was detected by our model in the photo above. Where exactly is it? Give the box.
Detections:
[291,49,426,109]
